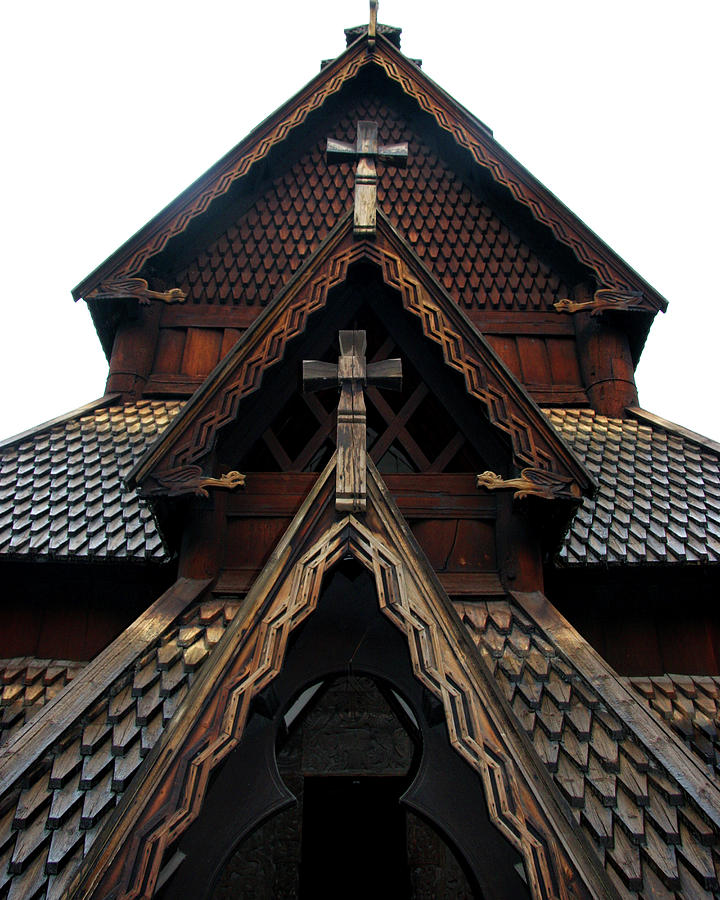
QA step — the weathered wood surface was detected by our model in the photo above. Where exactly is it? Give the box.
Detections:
[225,473,496,517]
[571,283,638,417]
[69,456,613,900]
[326,120,408,236]
[303,330,401,511]
[0,577,211,798]
[513,590,720,830]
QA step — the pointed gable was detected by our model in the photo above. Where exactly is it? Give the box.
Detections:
[67,456,612,899]
[176,93,571,313]
[73,30,665,365]
[127,213,592,497]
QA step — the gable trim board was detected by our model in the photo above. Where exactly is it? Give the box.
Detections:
[128,211,593,498]
[72,32,665,324]
[69,456,613,900]
[512,591,720,831]
[0,578,211,800]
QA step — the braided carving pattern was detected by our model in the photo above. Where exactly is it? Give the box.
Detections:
[164,239,558,479]
[89,516,579,900]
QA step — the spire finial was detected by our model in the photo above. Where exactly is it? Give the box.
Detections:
[368,0,378,48]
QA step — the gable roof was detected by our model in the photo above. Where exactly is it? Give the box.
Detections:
[128,211,593,498]
[551,408,720,565]
[2,458,719,896]
[72,31,666,336]
[2,396,719,568]
[0,399,182,562]
[67,455,612,900]
[461,591,720,895]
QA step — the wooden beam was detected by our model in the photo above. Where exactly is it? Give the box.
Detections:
[0,577,211,797]
[512,590,720,831]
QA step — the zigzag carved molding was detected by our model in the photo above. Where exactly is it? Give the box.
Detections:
[71,505,595,900]
[81,39,655,312]
[157,235,574,486]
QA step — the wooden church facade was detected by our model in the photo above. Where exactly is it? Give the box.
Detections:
[1,14,720,899]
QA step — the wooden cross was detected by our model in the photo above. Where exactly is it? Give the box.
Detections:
[303,331,402,512]
[327,121,408,237]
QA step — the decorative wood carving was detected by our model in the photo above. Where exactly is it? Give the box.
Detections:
[69,459,610,900]
[303,330,401,510]
[134,219,591,496]
[368,0,378,48]
[553,287,645,316]
[151,465,245,498]
[85,276,187,305]
[327,120,408,235]
[476,468,581,500]
[76,39,662,314]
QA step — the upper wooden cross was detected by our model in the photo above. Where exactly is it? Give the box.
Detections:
[327,121,408,237]
[303,331,402,512]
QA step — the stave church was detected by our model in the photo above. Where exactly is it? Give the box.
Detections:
[1,7,720,898]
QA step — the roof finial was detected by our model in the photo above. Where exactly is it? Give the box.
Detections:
[368,0,378,49]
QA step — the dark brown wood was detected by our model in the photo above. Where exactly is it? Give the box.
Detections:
[327,120,408,236]
[512,591,720,831]
[181,327,223,377]
[105,303,162,398]
[303,329,401,511]
[572,283,639,417]
[69,458,613,900]
[160,305,255,328]
[0,578,211,798]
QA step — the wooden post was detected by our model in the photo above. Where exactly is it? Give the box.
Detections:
[573,283,638,417]
[326,121,408,236]
[303,330,401,511]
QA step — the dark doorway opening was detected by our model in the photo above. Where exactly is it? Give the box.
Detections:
[300,775,411,899]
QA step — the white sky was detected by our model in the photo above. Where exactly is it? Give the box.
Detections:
[1,0,718,442]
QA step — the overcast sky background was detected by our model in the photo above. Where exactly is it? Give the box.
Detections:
[1,0,718,442]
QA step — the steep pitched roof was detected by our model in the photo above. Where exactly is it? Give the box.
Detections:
[72,31,666,357]
[0,400,182,562]
[3,456,719,897]
[2,397,719,568]
[128,212,593,498]
[66,456,612,900]
[460,592,720,895]
[550,408,720,565]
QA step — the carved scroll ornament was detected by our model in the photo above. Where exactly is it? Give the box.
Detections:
[85,276,187,305]
[477,468,581,501]
[152,465,245,498]
[554,287,645,316]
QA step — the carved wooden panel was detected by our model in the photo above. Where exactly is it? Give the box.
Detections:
[71,463,606,899]
[143,221,589,494]
[78,38,661,315]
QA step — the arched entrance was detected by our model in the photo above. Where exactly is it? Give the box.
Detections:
[155,563,528,899]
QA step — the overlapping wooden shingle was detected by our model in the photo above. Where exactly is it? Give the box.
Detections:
[0,597,241,898]
[628,675,720,780]
[0,401,183,561]
[0,661,86,749]
[457,597,720,897]
[548,408,720,565]
[179,95,568,313]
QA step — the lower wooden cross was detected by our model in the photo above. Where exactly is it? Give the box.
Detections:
[303,331,402,511]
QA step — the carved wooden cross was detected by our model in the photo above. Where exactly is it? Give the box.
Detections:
[327,121,408,236]
[303,331,402,512]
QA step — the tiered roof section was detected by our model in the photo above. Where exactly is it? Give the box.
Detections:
[2,400,718,568]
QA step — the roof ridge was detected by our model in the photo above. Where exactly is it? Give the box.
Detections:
[627,406,720,455]
[0,394,121,451]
